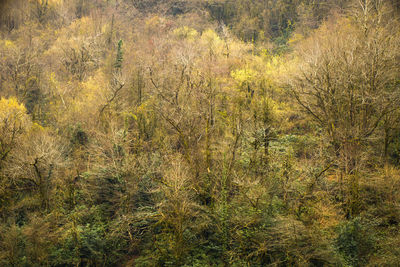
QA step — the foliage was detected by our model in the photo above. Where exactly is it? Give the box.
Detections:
[0,0,399,266]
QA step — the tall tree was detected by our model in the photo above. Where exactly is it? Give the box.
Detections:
[289,3,400,216]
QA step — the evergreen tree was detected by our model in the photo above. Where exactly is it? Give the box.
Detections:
[114,39,123,71]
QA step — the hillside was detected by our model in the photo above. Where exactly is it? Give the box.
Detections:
[0,0,400,266]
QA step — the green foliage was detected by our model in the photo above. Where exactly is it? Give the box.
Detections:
[206,0,344,43]
[336,217,376,266]
[0,224,26,266]
[114,39,123,71]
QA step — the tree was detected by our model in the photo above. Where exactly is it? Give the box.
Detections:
[148,156,209,265]
[289,4,400,216]
[0,98,29,166]
[114,40,124,71]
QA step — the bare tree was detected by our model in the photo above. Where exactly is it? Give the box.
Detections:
[290,8,400,174]
[289,3,400,217]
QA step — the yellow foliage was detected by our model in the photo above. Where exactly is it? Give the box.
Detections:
[77,17,92,35]
[101,23,108,34]
[29,0,62,7]
[81,72,104,104]
[49,72,58,87]
[200,29,225,53]
[57,16,95,37]
[0,98,27,121]
[231,68,257,85]
[4,40,16,49]
[265,56,283,75]
[173,26,198,40]
[201,29,220,43]
[145,16,163,32]
[288,33,304,45]
[48,0,62,6]
[0,98,30,141]
[122,112,137,121]
[29,122,46,136]
[136,97,156,114]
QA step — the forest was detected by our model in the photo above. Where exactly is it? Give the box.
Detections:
[0,0,400,266]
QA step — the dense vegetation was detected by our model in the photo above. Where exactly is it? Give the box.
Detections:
[0,0,399,266]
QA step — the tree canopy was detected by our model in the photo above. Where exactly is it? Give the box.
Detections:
[0,0,400,266]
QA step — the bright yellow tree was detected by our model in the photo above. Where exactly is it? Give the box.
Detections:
[0,98,30,163]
